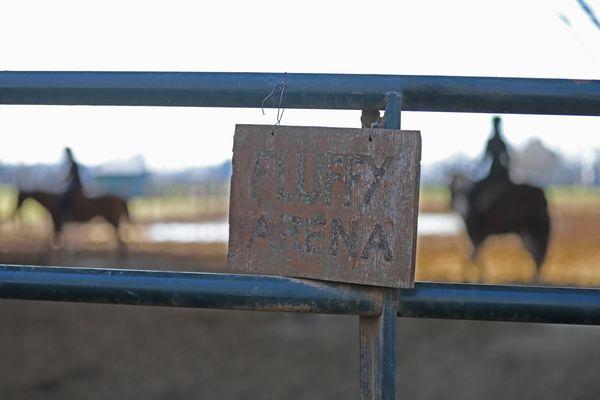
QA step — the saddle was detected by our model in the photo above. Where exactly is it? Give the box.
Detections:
[468,173,511,215]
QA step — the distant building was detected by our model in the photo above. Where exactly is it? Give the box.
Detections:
[93,155,148,199]
[511,139,579,186]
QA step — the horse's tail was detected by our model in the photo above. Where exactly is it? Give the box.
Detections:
[529,188,551,267]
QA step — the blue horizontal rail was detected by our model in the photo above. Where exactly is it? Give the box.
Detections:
[397,283,600,325]
[0,265,383,316]
[1,265,600,325]
[1,71,600,116]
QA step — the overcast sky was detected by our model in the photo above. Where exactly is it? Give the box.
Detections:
[1,0,600,170]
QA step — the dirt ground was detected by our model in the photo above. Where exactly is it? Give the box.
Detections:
[1,203,600,399]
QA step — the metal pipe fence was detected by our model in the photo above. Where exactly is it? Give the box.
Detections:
[1,71,600,115]
[1,71,600,399]
[2,265,600,325]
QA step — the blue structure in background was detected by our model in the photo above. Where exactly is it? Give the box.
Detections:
[93,155,148,199]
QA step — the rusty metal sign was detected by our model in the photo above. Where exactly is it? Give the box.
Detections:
[227,125,421,288]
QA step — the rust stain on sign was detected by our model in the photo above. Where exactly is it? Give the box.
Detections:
[227,125,421,288]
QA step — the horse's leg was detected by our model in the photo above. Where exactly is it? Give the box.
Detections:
[470,239,488,283]
[47,226,63,261]
[117,230,128,258]
[464,221,485,283]
[112,219,128,258]
[521,229,549,284]
[535,210,551,283]
[469,239,481,263]
[521,231,542,284]
[458,238,483,283]
[49,216,63,248]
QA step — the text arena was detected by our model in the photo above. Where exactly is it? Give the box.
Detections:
[228,125,421,288]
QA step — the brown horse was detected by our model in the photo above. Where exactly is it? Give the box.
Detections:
[15,189,129,247]
[450,174,550,282]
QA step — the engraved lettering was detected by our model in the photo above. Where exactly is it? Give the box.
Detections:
[362,156,394,208]
[331,219,358,258]
[344,154,366,207]
[361,224,393,261]
[280,214,304,253]
[248,214,273,248]
[276,154,294,203]
[250,151,276,199]
[296,152,321,204]
[323,152,346,205]
[305,214,326,254]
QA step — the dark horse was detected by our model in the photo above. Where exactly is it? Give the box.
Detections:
[450,174,550,281]
[15,189,129,247]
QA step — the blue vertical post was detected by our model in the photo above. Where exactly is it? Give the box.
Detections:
[359,289,399,400]
[383,91,402,130]
[359,91,402,400]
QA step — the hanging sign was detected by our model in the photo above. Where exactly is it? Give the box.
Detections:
[227,125,421,288]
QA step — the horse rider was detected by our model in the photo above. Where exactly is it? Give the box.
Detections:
[468,117,512,214]
[59,147,83,216]
[484,116,510,181]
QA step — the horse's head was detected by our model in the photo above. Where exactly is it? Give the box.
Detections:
[449,173,473,219]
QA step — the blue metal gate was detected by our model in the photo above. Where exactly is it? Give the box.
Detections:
[1,71,600,399]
